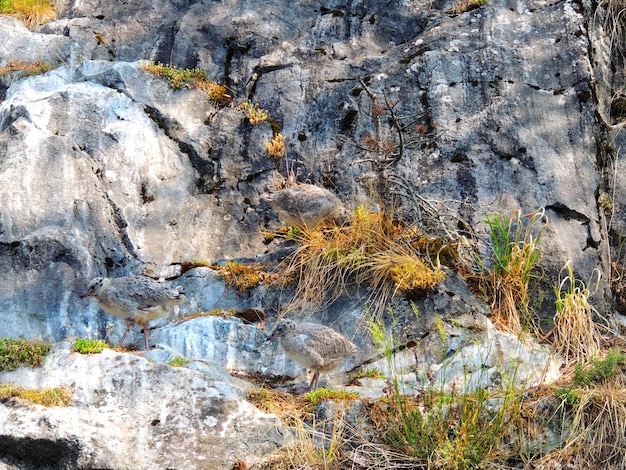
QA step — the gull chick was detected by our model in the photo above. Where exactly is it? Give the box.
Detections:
[265,183,349,228]
[81,275,184,350]
[267,319,357,392]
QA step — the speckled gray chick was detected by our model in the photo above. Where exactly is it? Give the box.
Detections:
[267,319,357,392]
[265,183,349,228]
[81,275,184,350]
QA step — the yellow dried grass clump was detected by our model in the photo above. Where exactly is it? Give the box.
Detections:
[552,262,604,364]
[0,58,54,76]
[557,369,626,469]
[278,207,450,315]
[0,383,72,407]
[386,254,445,292]
[248,388,356,470]
[215,261,284,295]
[0,0,56,29]
[194,78,232,106]
[238,101,270,125]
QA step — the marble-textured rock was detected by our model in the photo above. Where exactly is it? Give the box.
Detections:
[0,0,623,465]
[365,312,562,394]
[0,343,284,469]
[0,0,616,342]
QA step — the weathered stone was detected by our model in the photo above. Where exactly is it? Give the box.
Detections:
[0,343,284,469]
[0,0,623,464]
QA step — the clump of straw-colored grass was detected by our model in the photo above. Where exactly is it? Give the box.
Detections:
[0,0,56,29]
[278,206,451,316]
[552,261,604,365]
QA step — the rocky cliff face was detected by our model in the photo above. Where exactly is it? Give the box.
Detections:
[0,0,623,467]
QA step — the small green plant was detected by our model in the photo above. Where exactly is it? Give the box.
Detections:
[143,62,206,88]
[169,356,189,367]
[365,310,528,469]
[142,62,231,105]
[599,192,613,213]
[554,387,580,407]
[73,338,108,354]
[350,367,386,381]
[572,349,625,386]
[434,315,448,359]
[554,350,626,409]
[302,388,359,405]
[285,226,301,240]
[0,338,51,371]
[0,383,72,406]
[365,307,396,363]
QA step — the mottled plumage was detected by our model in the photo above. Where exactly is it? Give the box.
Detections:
[81,276,184,349]
[267,319,357,392]
[265,183,349,228]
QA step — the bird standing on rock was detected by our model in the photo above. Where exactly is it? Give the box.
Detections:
[265,183,350,228]
[80,275,184,350]
[267,319,358,392]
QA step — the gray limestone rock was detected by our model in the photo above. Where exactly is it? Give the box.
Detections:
[0,0,623,465]
[0,343,284,469]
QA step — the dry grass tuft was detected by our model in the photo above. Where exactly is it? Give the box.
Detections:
[0,383,72,406]
[596,0,626,57]
[250,390,357,470]
[276,206,449,316]
[193,78,232,106]
[215,261,285,296]
[0,0,56,29]
[247,388,306,420]
[451,0,488,14]
[0,58,54,76]
[570,381,626,468]
[248,387,367,470]
[552,261,605,365]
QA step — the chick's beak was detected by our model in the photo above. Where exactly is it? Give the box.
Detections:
[79,290,93,299]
